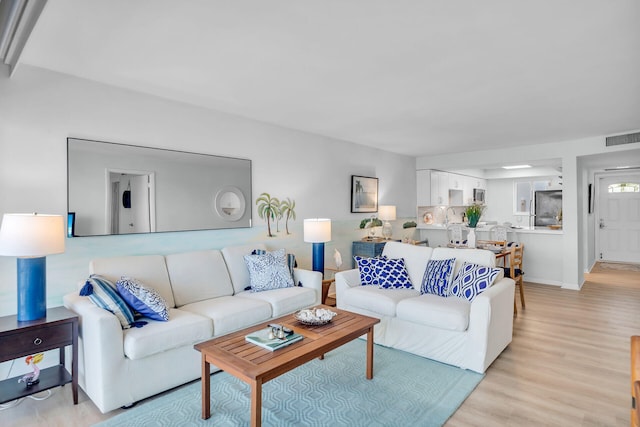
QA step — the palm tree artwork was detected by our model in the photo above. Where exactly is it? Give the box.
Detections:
[279,198,296,234]
[256,193,280,237]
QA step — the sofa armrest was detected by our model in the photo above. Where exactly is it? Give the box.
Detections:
[293,268,323,306]
[335,269,361,309]
[464,277,515,373]
[63,293,127,400]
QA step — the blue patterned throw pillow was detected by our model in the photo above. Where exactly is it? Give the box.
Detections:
[377,258,413,289]
[250,249,298,287]
[244,248,295,292]
[116,276,169,321]
[421,258,456,296]
[354,255,386,285]
[449,262,501,302]
[79,274,144,329]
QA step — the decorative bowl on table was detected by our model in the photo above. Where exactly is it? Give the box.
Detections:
[294,308,337,325]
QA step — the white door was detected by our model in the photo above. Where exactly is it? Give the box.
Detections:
[106,170,156,235]
[597,173,640,263]
[129,174,151,233]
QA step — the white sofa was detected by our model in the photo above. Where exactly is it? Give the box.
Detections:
[63,243,321,413]
[335,242,514,373]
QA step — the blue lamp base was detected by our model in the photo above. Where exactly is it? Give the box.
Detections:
[17,257,47,322]
[311,242,325,277]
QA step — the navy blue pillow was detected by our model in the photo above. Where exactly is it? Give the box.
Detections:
[421,258,456,296]
[376,258,413,289]
[116,277,169,321]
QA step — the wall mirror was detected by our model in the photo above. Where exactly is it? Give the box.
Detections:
[67,138,252,236]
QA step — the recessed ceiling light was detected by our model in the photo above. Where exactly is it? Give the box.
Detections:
[502,165,532,170]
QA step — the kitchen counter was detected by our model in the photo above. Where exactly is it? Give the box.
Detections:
[416,224,563,235]
[416,224,564,285]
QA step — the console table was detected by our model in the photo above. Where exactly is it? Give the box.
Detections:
[352,240,389,267]
[0,306,78,405]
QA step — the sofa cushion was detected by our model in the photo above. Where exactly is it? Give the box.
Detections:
[354,255,386,285]
[381,242,434,286]
[122,308,212,360]
[244,249,295,292]
[421,258,456,297]
[221,243,268,294]
[341,286,419,317]
[90,255,176,308]
[116,276,169,321]
[165,250,234,306]
[180,296,272,337]
[79,274,138,329]
[235,286,316,317]
[377,258,413,289]
[396,294,471,332]
[450,262,502,301]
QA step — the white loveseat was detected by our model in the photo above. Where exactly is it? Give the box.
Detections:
[335,242,514,373]
[63,243,321,413]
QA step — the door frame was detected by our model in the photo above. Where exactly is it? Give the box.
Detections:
[594,170,640,262]
[105,168,157,234]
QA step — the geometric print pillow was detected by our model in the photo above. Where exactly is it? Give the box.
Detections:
[116,276,170,322]
[244,248,294,292]
[421,258,456,296]
[354,255,386,286]
[449,262,502,302]
[376,257,413,289]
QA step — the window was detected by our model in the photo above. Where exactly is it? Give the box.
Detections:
[607,182,639,193]
[514,179,552,215]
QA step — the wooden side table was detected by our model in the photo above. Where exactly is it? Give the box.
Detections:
[0,306,78,405]
[321,267,340,306]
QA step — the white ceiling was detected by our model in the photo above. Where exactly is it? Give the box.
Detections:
[13,0,640,157]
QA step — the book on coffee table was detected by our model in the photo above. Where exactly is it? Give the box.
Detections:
[245,327,303,351]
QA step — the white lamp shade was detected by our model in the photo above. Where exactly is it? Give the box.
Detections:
[0,213,65,257]
[303,218,331,243]
[378,205,397,221]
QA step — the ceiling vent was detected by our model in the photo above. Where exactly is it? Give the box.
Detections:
[606,132,640,147]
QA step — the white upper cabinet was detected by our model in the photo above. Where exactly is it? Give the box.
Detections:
[417,170,487,207]
[431,170,449,205]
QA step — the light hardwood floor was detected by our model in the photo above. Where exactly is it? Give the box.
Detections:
[2,263,639,426]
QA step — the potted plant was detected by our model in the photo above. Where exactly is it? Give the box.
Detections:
[464,204,484,248]
[465,204,484,228]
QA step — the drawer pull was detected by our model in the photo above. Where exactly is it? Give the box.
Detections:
[33,338,43,345]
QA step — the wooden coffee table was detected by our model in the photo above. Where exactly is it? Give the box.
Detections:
[194,305,380,427]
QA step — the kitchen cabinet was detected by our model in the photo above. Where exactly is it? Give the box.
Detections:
[417,170,486,207]
[431,171,449,205]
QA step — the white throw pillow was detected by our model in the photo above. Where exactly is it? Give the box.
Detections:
[244,248,294,292]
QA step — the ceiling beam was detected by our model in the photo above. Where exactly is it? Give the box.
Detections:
[0,0,47,76]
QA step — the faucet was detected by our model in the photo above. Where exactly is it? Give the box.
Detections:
[445,207,456,226]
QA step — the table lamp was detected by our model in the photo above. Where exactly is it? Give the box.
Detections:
[0,213,65,321]
[303,218,331,275]
[378,205,396,240]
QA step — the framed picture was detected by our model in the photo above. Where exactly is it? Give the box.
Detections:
[351,175,378,213]
[588,183,594,214]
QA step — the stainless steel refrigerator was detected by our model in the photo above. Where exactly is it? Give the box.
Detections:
[534,190,562,226]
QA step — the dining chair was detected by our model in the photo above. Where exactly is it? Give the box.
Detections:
[489,225,509,242]
[504,243,525,315]
[446,224,467,247]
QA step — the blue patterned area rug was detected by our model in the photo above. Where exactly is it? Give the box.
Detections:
[95,340,483,427]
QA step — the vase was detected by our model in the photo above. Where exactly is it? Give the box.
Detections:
[467,228,476,248]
